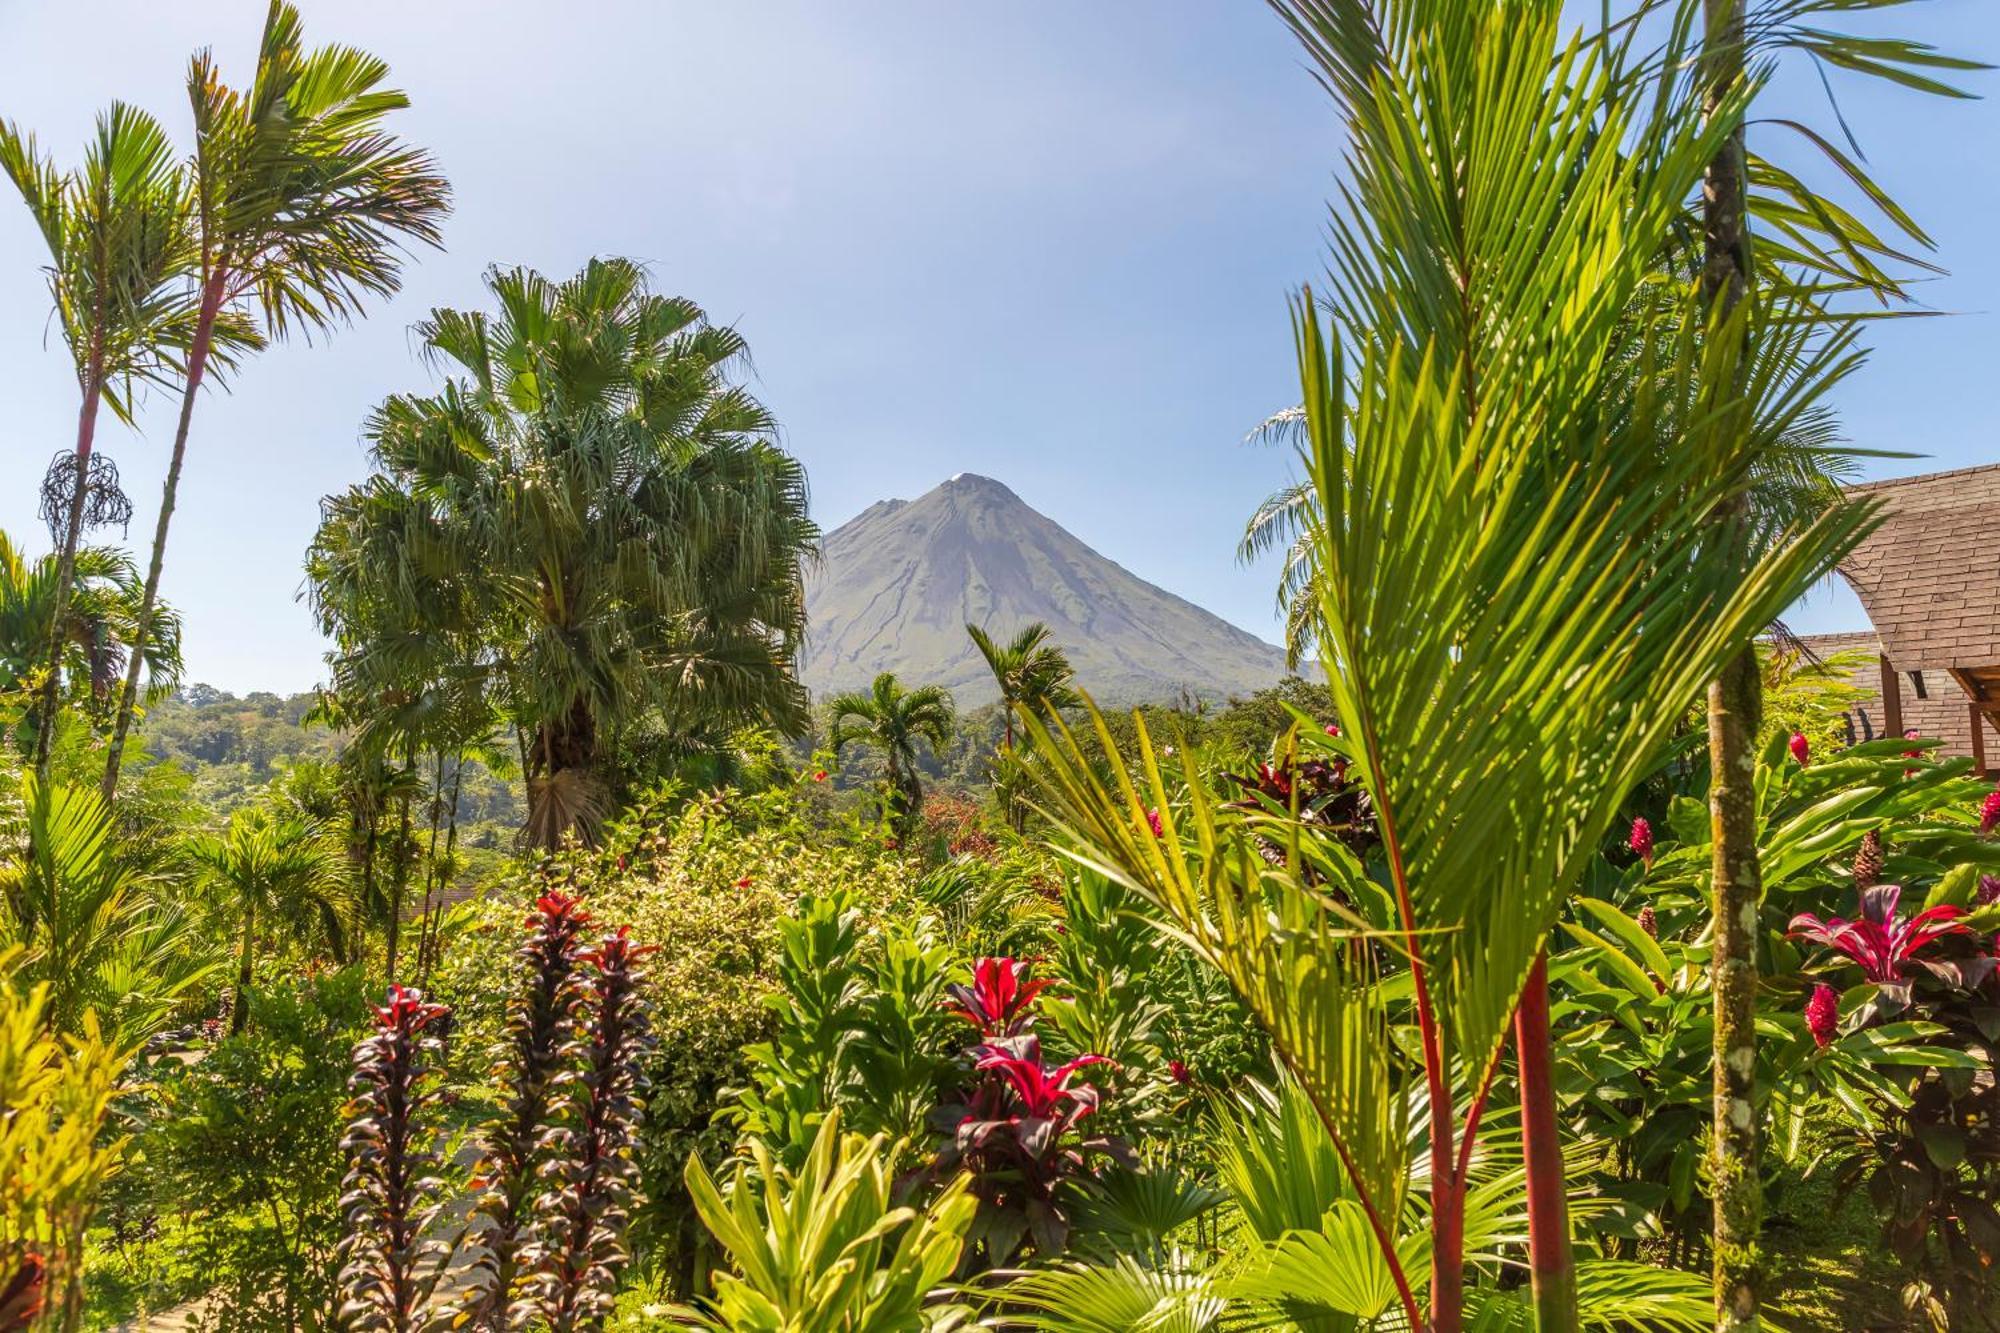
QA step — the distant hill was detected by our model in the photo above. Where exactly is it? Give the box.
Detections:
[801,473,1288,705]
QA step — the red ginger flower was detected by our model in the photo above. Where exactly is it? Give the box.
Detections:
[1805,983,1839,1049]
[1145,808,1165,839]
[1980,787,2000,836]
[734,875,753,888]
[1628,817,1654,870]
[1788,883,1972,984]
[813,770,828,782]
[947,957,1056,1037]
[1324,722,1341,737]
[1168,1058,1193,1086]
[1789,731,1810,766]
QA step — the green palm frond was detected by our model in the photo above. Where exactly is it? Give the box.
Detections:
[1005,1253,1229,1333]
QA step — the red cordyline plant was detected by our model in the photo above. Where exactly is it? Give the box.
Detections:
[1789,884,1974,990]
[946,956,1054,1038]
[336,985,455,1332]
[456,891,593,1326]
[0,1254,43,1331]
[934,957,1124,1263]
[525,927,658,1332]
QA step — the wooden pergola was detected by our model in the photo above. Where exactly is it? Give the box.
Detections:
[1836,464,2000,778]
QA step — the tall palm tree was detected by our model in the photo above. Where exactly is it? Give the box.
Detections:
[99,0,450,803]
[0,530,183,749]
[827,673,954,838]
[1024,1,1878,1328]
[307,259,817,850]
[0,104,235,775]
[187,808,350,1034]
[965,621,1078,750]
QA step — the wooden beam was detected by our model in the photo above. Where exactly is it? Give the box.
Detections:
[1880,654,1904,741]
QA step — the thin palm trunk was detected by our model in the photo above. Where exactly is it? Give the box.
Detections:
[1700,1,1762,1327]
[385,755,415,980]
[232,891,255,1036]
[1516,950,1578,1332]
[33,347,105,777]
[101,269,225,803]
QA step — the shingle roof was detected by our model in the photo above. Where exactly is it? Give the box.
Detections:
[1792,631,1997,763]
[1837,464,2000,670]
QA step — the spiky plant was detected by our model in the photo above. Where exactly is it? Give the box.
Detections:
[337,985,454,1333]
[456,891,593,1328]
[529,928,656,1331]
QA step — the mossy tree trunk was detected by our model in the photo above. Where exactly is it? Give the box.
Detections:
[1701,1,1762,1325]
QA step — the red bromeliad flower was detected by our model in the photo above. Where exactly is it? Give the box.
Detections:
[1628,817,1653,870]
[1788,884,1972,984]
[947,957,1055,1037]
[1980,786,2000,836]
[1805,983,1839,1049]
[1788,731,1810,766]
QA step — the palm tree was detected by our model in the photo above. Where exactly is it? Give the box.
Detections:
[307,259,817,849]
[1024,1,1878,1327]
[187,808,350,1034]
[0,104,235,775]
[99,0,450,803]
[0,774,212,1041]
[827,673,954,838]
[0,530,183,749]
[965,622,1078,750]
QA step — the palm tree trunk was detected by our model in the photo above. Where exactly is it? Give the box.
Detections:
[100,270,225,804]
[1516,950,1579,1332]
[1701,2,1762,1327]
[385,757,415,980]
[32,350,105,777]
[231,893,255,1036]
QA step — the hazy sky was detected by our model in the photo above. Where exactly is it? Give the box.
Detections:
[0,2,1993,694]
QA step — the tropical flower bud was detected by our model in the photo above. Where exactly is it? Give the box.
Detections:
[1628,817,1653,870]
[1805,983,1839,1049]
[1852,830,1884,891]
[1789,731,1810,766]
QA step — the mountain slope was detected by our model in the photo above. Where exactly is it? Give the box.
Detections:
[801,474,1287,705]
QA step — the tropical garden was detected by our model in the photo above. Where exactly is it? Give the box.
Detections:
[0,1,1994,1330]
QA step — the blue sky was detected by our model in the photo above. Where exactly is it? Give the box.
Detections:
[0,2,1992,694]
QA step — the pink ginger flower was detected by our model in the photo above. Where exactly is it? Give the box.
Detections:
[1323,722,1341,738]
[1980,787,2000,837]
[1789,731,1810,766]
[1168,1058,1194,1086]
[1628,817,1654,870]
[1146,808,1165,839]
[1805,983,1839,1049]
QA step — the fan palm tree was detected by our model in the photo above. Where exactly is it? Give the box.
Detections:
[0,104,236,776]
[187,808,350,1034]
[0,530,183,750]
[966,621,1078,749]
[307,259,815,849]
[1023,0,1881,1327]
[827,673,954,838]
[99,0,450,803]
